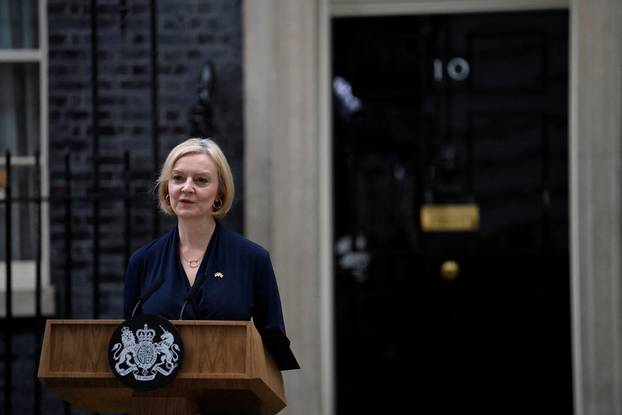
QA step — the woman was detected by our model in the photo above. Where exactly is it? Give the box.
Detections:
[123,138,299,370]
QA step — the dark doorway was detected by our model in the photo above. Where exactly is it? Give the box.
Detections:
[332,10,570,414]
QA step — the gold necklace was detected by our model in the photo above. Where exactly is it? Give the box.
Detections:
[181,251,203,268]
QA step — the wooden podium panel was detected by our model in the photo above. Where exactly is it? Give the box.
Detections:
[38,320,286,414]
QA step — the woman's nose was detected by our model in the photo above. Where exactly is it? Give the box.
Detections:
[181,179,194,192]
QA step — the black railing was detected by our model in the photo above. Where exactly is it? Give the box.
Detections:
[4,152,13,415]
[0,150,160,415]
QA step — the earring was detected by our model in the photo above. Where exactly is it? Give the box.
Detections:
[213,199,223,210]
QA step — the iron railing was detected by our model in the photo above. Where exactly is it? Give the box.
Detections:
[0,150,160,415]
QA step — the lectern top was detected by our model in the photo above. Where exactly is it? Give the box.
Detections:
[38,319,286,414]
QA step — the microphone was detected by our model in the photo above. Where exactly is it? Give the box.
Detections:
[178,272,207,320]
[131,275,165,318]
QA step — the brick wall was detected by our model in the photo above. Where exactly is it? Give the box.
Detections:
[1,1,244,413]
[48,0,243,318]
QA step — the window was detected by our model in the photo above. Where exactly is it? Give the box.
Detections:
[0,0,52,317]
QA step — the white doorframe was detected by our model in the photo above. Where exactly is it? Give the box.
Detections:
[330,0,568,16]
[246,1,622,414]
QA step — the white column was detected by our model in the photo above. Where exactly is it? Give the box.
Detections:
[244,1,328,414]
[571,0,622,414]
[246,1,622,414]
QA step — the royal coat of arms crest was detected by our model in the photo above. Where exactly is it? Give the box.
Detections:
[108,315,184,390]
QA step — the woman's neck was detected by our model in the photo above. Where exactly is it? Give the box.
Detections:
[177,217,216,250]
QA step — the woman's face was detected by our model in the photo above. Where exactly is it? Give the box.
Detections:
[167,152,220,220]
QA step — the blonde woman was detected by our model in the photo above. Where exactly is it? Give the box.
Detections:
[123,138,299,370]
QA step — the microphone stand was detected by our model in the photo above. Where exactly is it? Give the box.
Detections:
[179,272,207,320]
[130,275,165,318]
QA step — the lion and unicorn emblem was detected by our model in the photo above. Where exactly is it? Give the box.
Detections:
[111,323,181,381]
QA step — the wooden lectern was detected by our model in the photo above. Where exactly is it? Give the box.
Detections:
[38,320,287,415]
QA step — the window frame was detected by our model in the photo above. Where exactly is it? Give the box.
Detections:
[0,0,52,317]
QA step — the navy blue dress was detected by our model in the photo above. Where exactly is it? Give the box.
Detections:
[123,221,299,370]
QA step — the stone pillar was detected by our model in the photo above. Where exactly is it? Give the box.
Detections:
[246,1,622,414]
[244,1,327,414]
[571,0,622,414]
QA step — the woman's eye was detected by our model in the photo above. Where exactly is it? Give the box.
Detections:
[172,175,184,183]
[195,177,209,186]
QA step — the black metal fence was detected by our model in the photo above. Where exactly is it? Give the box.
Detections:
[1,150,160,415]
[3,0,243,411]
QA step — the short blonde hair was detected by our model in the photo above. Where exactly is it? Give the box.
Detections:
[156,138,235,220]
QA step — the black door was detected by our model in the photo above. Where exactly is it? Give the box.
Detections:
[332,11,570,414]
